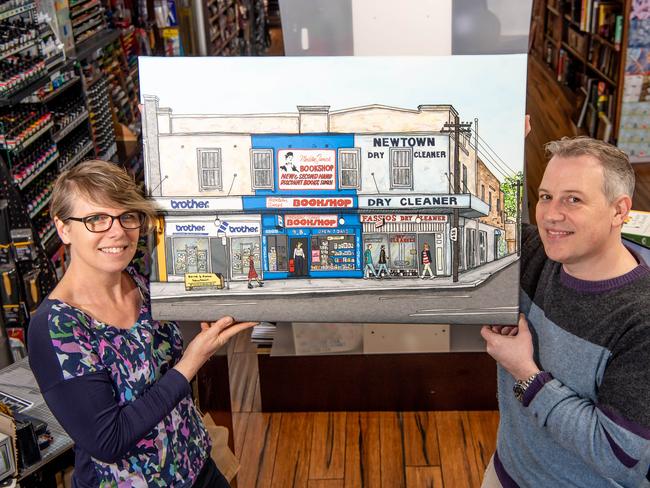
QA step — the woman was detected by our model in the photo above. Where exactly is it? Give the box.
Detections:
[293,241,306,276]
[247,251,263,289]
[28,160,255,487]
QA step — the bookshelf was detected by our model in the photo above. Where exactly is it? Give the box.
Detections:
[534,0,629,143]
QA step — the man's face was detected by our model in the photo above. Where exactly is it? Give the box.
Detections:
[286,155,293,163]
[536,155,620,272]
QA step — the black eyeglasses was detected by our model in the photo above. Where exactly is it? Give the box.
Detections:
[66,212,145,233]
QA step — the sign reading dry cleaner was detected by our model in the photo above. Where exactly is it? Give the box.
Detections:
[359,194,470,209]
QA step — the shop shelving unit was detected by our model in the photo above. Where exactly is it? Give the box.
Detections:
[532,0,628,142]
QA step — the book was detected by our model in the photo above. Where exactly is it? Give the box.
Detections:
[623,210,650,249]
[614,15,623,50]
[596,112,612,141]
[586,104,598,137]
[576,86,590,127]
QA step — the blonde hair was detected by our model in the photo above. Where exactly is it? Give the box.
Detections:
[544,136,635,202]
[50,160,158,233]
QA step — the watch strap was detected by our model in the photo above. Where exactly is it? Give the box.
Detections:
[522,371,554,407]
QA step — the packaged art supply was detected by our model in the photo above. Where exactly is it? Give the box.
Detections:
[22,269,40,314]
[0,201,10,266]
[0,265,19,307]
[7,327,27,362]
[10,228,35,262]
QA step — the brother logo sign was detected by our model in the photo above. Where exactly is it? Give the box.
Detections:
[170,199,210,209]
[229,225,259,234]
[175,224,206,232]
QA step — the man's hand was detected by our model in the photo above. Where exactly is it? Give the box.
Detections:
[486,325,519,336]
[525,114,531,137]
[481,314,539,381]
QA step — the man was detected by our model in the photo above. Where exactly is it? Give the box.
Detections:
[363,243,378,279]
[377,244,389,278]
[280,152,298,172]
[480,136,650,487]
[421,243,434,279]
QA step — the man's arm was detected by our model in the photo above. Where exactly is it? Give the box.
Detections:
[484,314,650,485]
[524,373,650,485]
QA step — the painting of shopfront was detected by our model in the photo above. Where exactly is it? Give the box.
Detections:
[261,213,363,279]
[163,215,262,282]
[361,214,449,277]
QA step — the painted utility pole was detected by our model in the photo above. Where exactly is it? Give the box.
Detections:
[442,117,472,282]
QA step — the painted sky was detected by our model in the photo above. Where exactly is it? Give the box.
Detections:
[139,54,527,181]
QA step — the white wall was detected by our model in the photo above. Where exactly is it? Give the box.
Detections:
[355,133,450,194]
[351,0,452,55]
[158,134,253,196]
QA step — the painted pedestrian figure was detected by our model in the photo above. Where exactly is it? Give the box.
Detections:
[421,243,434,279]
[292,241,307,276]
[364,243,379,279]
[247,251,264,288]
[377,244,389,278]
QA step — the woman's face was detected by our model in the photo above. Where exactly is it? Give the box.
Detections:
[55,195,140,276]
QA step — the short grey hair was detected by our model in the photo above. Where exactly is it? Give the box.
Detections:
[544,136,635,202]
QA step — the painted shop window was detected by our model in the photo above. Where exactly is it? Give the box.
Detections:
[267,234,288,271]
[390,148,413,189]
[466,227,477,269]
[232,238,261,279]
[338,148,361,189]
[251,149,273,189]
[172,237,210,275]
[479,230,488,264]
[311,234,356,271]
[389,233,417,272]
[198,149,222,191]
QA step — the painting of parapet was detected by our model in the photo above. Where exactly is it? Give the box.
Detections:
[139,54,527,324]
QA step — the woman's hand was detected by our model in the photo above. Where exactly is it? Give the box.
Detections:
[174,317,257,381]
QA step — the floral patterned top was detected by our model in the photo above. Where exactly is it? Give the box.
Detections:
[28,255,211,487]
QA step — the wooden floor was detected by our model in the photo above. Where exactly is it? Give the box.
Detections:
[226,330,499,488]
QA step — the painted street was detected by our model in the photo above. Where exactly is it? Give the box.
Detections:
[151,254,519,324]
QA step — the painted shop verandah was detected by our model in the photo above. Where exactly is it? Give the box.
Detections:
[142,96,514,290]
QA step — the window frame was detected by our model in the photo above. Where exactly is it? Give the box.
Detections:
[197,148,223,191]
[389,147,414,190]
[338,148,361,190]
[250,148,274,190]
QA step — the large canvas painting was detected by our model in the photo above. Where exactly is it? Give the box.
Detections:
[139,52,527,324]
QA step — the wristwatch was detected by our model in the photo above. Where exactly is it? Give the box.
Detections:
[513,371,544,402]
